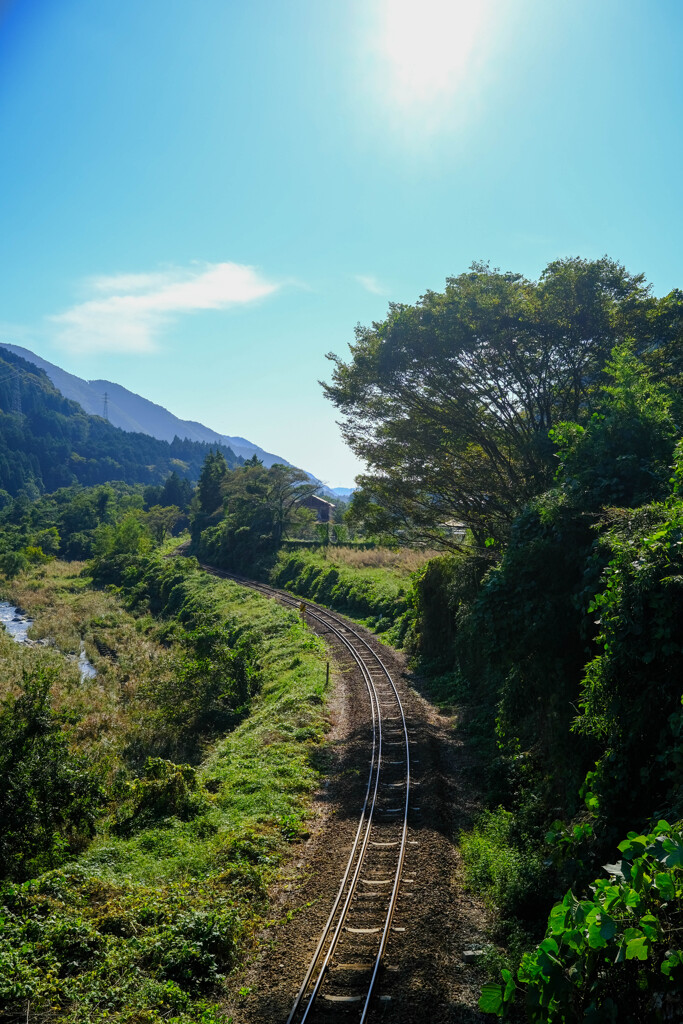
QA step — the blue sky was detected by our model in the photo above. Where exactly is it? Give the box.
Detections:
[0,0,682,487]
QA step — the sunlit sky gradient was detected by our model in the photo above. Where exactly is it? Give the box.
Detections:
[1,0,682,486]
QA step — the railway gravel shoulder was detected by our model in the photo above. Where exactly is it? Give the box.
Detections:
[217,585,490,1023]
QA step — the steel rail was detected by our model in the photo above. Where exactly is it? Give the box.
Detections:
[197,564,411,1021]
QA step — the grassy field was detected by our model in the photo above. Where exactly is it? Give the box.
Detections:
[313,545,439,575]
[0,558,331,1024]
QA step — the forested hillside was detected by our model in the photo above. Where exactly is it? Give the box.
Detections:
[0,343,291,468]
[0,348,241,501]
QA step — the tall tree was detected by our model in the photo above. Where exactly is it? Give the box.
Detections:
[192,461,317,573]
[323,258,654,546]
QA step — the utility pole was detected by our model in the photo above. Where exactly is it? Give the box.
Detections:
[11,372,21,416]
[102,392,109,421]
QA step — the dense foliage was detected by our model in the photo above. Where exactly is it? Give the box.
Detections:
[325,258,677,545]
[481,821,683,1021]
[191,456,318,574]
[270,548,411,639]
[0,512,329,1022]
[0,667,104,879]
[320,258,683,1018]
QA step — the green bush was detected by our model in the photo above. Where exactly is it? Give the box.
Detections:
[461,807,546,922]
[113,758,208,835]
[480,820,683,1021]
[0,668,104,879]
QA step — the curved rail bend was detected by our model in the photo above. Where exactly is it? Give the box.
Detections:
[198,564,411,1023]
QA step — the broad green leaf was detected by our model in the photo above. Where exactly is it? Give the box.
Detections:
[654,872,675,900]
[602,862,625,881]
[625,935,649,961]
[501,968,516,1002]
[622,886,642,909]
[479,983,504,1015]
[549,903,568,934]
[618,836,647,859]
[661,838,683,868]
[639,913,660,940]
[563,928,583,952]
[661,950,682,977]
[587,923,607,949]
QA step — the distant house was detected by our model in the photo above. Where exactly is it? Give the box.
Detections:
[299,494,335,523]
[443,520,467,542]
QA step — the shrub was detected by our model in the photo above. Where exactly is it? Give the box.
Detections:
[112,758,208,835]
[480,820,683,1021]
[461,807,546,922]
[0,668,104,879]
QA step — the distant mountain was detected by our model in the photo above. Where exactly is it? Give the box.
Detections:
[329,487,355,497]
[0,344,291,468]
[0,348,243,499]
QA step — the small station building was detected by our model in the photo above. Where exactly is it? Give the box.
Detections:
[299,494,335,523]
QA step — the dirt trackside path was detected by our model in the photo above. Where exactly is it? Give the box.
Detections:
[223,607,490,1024]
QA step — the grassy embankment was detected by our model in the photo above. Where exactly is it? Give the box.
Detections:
[0,557,330,1024]
[269,545,439,644]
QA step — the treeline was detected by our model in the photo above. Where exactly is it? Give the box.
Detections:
[325,259,683,1020]
[0,348,241,501]
[0,472,193,574]
[189,452,320,573]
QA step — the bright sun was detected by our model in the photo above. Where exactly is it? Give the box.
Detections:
[376,0,490,108]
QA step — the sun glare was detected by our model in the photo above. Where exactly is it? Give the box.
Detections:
[376,0,490,108]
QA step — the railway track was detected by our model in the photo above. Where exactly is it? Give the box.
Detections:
[199,564,412,1022]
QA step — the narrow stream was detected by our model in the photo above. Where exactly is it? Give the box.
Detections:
[0,600,33,642]
[0,599,97,682]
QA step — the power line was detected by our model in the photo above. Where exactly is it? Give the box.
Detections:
[102,392,109,420]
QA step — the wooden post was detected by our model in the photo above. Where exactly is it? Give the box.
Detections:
[326,661,330,687]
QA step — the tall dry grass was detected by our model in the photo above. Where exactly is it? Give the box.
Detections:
[1,561,175,766]
[326,546,440,575]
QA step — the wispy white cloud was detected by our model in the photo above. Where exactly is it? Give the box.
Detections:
[50,262,279,355]
[355,273,388,296]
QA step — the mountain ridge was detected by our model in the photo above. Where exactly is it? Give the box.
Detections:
[0,344,291,469]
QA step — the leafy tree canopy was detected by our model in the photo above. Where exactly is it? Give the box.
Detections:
[192,459,317,573]
[323,257,675,545]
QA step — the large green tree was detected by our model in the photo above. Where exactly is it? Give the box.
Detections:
[323,258,662,545]
[192,459,317,573]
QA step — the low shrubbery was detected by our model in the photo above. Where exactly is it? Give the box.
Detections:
[0,865,241,1024]
[461,808,547,925]
[0,667,104,879]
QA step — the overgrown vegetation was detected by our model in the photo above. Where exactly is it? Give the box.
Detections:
[0,540,329,1023]
[269,546,416,641]
[319,260,683,1018]
[3,254,683,1020]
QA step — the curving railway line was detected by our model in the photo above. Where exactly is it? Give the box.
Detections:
[199,564,413,1022]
